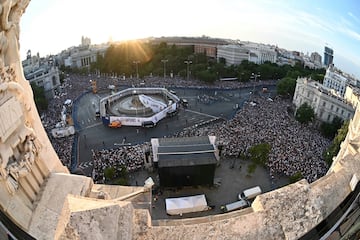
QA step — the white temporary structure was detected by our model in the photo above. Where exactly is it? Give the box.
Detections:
[165,194,208,215]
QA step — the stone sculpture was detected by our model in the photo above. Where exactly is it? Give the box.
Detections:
[0,0,359,239]
[0,0,39,195]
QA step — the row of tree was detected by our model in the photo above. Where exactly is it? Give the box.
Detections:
[87,41,326,84]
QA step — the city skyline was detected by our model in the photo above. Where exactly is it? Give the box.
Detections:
[20,0,360,78]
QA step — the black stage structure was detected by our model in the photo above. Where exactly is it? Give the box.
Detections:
[152,136,218,187]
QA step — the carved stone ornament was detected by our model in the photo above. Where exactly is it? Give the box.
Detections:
[0,67,40,195]
[0,0,35,195]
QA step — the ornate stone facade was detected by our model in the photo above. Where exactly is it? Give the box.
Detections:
[0,1,360,239]
[0,0,69,231]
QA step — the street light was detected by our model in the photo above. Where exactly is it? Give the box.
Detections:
[184,60,192,80]
[251,72,261,93]
[161,59,168,78]
[251,72,261,81]
[133,60,140,78]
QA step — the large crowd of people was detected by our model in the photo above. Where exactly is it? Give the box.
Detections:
[174,96,330,182]
[91,144,147,183]
[42,73,330,183]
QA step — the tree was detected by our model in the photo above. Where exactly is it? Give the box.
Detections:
[196,70,217,83]
[276,77,296,97]
[30,83,48,112]
[295,102,314,124]
[310,73,325,83]
[248,143,271,167]
[289,172,303,183]
[323,121,349,165]
[104,167,116,181]
[320,116,343,138]
[88,40,327,82]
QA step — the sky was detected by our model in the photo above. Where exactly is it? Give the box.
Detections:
[20,0,360,78]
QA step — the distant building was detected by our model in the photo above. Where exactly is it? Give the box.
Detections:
[149,36,228,58]
[323,65,358,97]
[242,42,277,64]
[324,46,334,67]
[81,36,91,47]
[59,44,107,69]
[310,52,322,65]
[22,52,60,99]
[217,44,250,66]
[293,77,354,123]
[194,44,217,58]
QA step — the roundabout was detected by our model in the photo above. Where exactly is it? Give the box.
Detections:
[99,87,180,127]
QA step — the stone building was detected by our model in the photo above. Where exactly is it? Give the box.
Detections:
[293,77,354,123]
[22,53,61,99]
[1,2,360,240]
[217,44,250,66]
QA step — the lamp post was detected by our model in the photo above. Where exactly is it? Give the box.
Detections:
[184,60,192,80]
[161,59,168,78]
[133,60,140,78]
[251,72,261,94]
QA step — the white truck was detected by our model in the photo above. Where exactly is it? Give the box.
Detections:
[51,126,75,138]
[238,186,262,200]
[221,199,249,213]
[165,194,209,216]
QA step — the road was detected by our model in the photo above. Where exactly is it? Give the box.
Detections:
[74,85,276,176]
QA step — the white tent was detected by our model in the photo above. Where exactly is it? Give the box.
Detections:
[165,194,208,215]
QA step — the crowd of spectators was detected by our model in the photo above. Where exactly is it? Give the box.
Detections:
[43,73,329,183]
[43,73,271,167]
[174,96,330,183]
[91,144,146,183]
[41,78,75,168]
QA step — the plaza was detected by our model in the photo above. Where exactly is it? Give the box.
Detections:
[68,78,328,220]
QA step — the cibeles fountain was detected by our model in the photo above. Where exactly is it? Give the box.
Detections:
[1,1,360,239]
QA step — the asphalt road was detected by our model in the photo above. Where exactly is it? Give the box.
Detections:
[74,85,276,176]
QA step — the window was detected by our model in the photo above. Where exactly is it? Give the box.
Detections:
[323,102,326,107]
[341,110,344,115]
[327,114,331,121]
[330,105,333,110]
[336,107,339,113]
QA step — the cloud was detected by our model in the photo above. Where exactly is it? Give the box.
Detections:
[348,12,360,24]
[293,11,336,34]
[342,28,360,42]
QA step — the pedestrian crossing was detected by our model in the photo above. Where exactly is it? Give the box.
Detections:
[78,161,93,169]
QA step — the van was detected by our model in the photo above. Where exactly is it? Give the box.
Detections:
[221,199,248,213]
[238,186,262,200]
[142,121,155,128]
[181,99,188,108]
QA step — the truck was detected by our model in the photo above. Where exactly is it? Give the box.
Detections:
[238,186,262,200]
[51,126,75,138]
[165,194,209,215]
[221,199,249,213]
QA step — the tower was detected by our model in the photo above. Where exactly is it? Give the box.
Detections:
[324,46,334,67]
